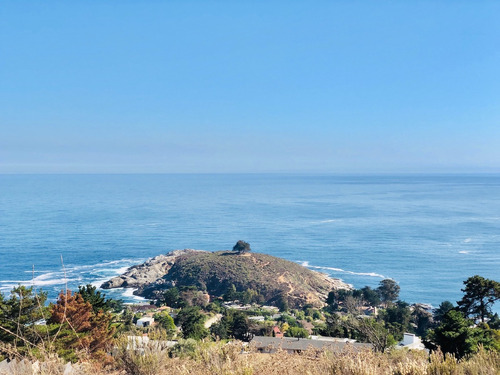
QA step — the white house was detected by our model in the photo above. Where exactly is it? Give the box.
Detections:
[396,333,426,350]
[136,317,154,328]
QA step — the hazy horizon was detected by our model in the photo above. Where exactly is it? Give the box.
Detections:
[1,2,499,174]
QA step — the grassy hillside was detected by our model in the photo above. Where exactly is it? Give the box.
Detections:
[138,251,347,308]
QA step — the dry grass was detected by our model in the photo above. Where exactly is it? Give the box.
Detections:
[2,342,499,375]
[102,342,500,375]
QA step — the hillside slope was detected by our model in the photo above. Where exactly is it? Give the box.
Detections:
[102,250,349,308]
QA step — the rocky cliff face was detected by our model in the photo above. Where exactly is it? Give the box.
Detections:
[101,249,350,308]
[101,249,205,289]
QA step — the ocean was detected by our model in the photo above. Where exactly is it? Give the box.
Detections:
[0,174,499,311]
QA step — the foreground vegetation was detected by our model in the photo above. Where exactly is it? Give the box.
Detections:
[1,243,499,373]
[1,340,499,375]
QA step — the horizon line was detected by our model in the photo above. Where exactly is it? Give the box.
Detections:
[2,171,500,176]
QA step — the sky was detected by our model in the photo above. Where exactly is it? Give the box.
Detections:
[1,1,500,174]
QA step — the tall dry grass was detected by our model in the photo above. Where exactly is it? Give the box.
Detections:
[2,337,499,375]
[110,340,499,375]
[2,343,500,375]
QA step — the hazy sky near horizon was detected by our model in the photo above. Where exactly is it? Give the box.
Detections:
[1,2,500,173]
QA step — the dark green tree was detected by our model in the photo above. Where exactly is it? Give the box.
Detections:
[223,284,237,301]
[380,300,412,341]
[286,326,309,338]
[210,319,229,340]
[153,311,176,337]
[275,293,289,312]
[176,306,208,340]
[472,322,500,352]
[326,289,353,311]
[433,301,454,323]
[488,313,500,329]
[120,307,134,328]
[162,287,181,308]
[457,275,500,322]
[427,309,475,358]
[106,298,124,313]
[240,288,261,305]
[0,286,48,348]
[377,279,400,305]
[217,310,252,341]
[77,284,123,314]
[320,314,350,338]
[232,240,251,254]
[361,286,381,306]
[412,305,433,337]
[277,313,301,328]
[78,284,109,313]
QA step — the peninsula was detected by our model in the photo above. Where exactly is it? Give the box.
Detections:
[101,249,350,308]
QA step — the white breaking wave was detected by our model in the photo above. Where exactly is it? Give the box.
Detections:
[463,238,472,243]
[93,266,131,275]
[459,250,470,254]
[299,261,386,279]
[90,279,108,288]
[0,258,143,296]
[114,266,131,274]
[121,288,147,301]
[89,265,131,289]
[0,272,78,287]
[65,259,141,272]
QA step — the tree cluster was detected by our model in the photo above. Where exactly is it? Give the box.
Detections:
[0,285,120,362]
[321,276,500,356]
[326,279,398,313]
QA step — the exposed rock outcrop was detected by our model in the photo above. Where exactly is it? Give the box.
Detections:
[101,249,205,289]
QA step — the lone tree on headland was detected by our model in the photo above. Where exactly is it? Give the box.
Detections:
[233,240,251,254]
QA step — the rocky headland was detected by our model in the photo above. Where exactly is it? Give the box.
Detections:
[101,249,350,308]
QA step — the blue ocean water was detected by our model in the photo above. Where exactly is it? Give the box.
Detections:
[0,174,499,311]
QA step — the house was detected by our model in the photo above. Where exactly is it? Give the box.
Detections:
[130,304,157,313]
[272,326,284,338]
[136,317,155,328]
[251,336,373,354]
[222,302,252,310]
[261,305,280,312]
[120,336,177,354]
[309,336,356,343]
[359,306,378,316]
[396,333,426,351]
[248,316,266,322]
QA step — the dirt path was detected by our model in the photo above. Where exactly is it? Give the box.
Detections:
[204,313,223,328]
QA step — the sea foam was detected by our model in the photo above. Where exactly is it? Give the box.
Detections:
[299,261,386,279]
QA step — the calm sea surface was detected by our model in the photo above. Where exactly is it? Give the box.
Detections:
[0,174,499,310]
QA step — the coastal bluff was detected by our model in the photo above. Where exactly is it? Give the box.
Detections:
[101,249,350,308]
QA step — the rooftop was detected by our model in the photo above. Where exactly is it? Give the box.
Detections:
[251,336,372,353]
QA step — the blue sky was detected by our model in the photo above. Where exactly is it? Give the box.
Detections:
[1,1,499,173]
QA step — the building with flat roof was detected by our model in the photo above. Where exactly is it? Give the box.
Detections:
[136,317,154,328]
[251,336,372,354]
